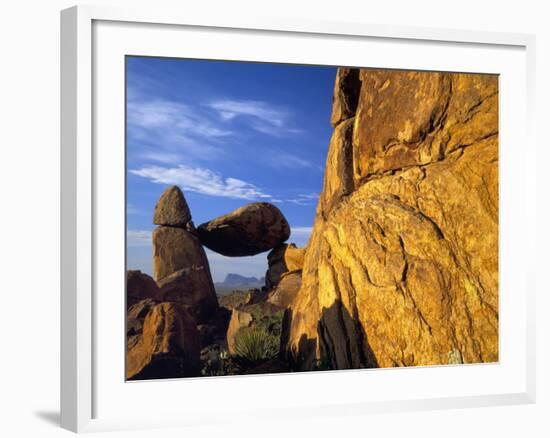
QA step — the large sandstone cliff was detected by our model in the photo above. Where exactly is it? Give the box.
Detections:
[284,68,499,369]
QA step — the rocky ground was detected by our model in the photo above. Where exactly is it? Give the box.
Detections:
[126,67,499,380]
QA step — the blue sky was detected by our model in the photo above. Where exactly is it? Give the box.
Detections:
[126,56,336,282]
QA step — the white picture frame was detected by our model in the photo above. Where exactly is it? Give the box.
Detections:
[60,4,536,433]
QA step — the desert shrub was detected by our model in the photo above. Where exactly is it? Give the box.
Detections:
[232,326,279,367]
[248,307,285,337]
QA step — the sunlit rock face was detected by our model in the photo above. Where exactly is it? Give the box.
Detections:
[158,268,219,323]
[284,68,499,370]
[126,302,201,380]
[153,185,192,227]
[265,243,305,290]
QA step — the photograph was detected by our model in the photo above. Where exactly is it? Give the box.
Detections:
[125,57,499,380]
[1,0,544,435]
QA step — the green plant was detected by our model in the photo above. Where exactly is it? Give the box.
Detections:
[248,307,285,337]
[232,326,279,367]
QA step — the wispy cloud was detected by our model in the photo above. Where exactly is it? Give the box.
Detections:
[286,193,319,206]
[127,230,152,247]
[127,97,306,171]
[261,151,316,170]
[130,164,274,201]
[138,150,185,164]
[128,100,232,138]
[207,99,303,137]
[259,149,324,172]
[127,98,229,164]
[208,100,286,126]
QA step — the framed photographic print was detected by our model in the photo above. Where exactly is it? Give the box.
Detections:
[61,5,536,433]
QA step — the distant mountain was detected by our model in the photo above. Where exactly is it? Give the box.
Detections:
[215,273,265,294]
[222,273,264,286]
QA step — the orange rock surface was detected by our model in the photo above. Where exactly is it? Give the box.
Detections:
[126,302,201,379]
[284,69,499,370]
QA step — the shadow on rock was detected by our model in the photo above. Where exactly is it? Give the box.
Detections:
[281,300,378,372]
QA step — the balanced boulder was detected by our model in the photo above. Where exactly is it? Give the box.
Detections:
[152,226,214,282]
[151,187,216,294]
[197,202,290,257]
[150,185,219,325]
[126,302,201,380]
[153,185,191,227]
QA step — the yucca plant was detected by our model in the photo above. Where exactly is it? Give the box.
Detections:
[232,326,279,368]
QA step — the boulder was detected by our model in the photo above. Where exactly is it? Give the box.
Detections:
[127,298,157,337]
[226,308,253,355]
[267,270,302,309]
[197,202,290,257]
[153,185,191,227]
[126,270,162,308]
[158,268,218,323]
[152,226,214,284]
[126,302,201,380]
[284,69,499,370]
[265,243,306,289]
[151,185,219,323]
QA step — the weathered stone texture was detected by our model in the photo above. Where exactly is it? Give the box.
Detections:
[331,68,361,127]
[158,268,218,323]
[153,185,192,227]
[285,69,499,370]
[152,226,214,284]
[226,308,254,355]
[266,271,302,309]
[265,243,306,289]
[126,270,162,308]
[127,302,201,380]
